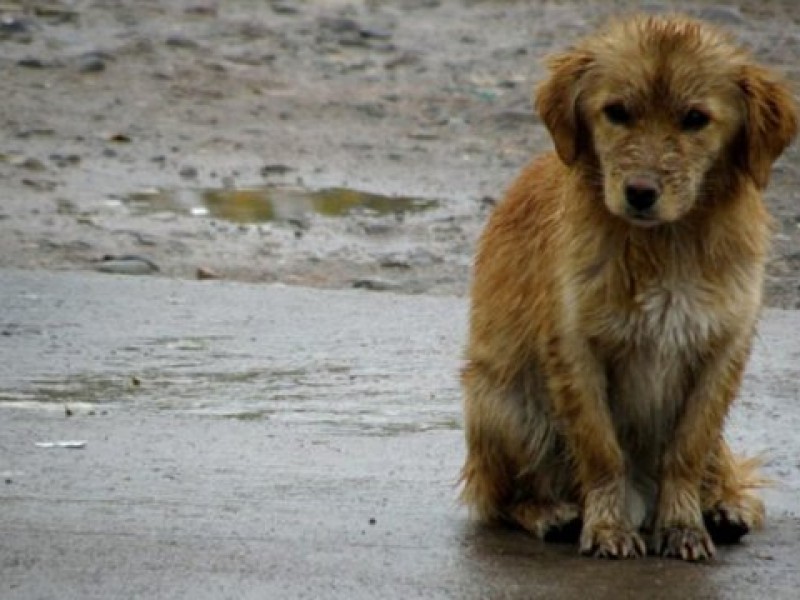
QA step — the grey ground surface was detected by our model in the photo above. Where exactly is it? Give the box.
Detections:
[2,269,800,599]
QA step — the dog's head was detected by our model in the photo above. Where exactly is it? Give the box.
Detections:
[535,15,798,227]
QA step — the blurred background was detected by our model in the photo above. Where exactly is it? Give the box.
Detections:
[1,0,798,304]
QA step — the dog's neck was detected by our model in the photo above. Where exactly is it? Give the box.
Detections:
[567,163,768,284]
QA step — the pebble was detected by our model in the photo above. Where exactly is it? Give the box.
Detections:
[180,165,199,179]
[196,267,220,280]
[165,35,199,49]
[362,222,394,235]
[318,16,393,48]
[185,5,218,16]
[272,1,300,15]
[359,28,392,41]
[379,248,442,269]
[355,103,386,119]
[352,278,402,292]
[50,153,81,167]
[261,164,293,176]
[1,15,33,42]
[10,156,46,171]
[319,17,360,35]
[78,52,107,73]
[95,255,160,275]
[384,52,420,70]
[18,57,48,69]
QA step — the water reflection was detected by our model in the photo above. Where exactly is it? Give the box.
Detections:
[125,185,439,224]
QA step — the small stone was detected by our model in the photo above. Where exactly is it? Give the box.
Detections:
[107,133,132,143]
[360,28,392,41]
[78,52,106,73]
[363,222,394,235]
[11,156,45,171]
[17,57,46,69]
[260,164,293,176]
[50,153,81,167]
[95,255,160,275]
[1,15,33,41]
[379,257,411,269]
[319,17,360,35]
[385,52,421,70]
[166,35,199,49]
[180,165,199,179]
[185,5,218,16]
[271,1,299,15]
[22,178,57,191]
[196,267,220,280]
[355,103,386,119]
[352,278,402,292]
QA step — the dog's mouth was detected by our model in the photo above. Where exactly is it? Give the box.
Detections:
[624,212,663,228]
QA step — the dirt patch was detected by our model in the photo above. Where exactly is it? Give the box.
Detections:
[1,0,799,304]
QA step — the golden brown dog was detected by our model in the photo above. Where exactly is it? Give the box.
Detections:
[460,14,797,561]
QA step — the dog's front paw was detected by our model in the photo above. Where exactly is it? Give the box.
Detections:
[579,523,646,559]
[656,525,715,561]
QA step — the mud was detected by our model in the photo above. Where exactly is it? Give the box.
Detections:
[1,0,799,302]
[1,269,800,598]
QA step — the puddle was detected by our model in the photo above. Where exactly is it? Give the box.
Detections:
[124,185,439,224]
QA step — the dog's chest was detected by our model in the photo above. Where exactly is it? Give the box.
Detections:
[623,283,717,353]
[586,274,723,357]
[586,280,725,448]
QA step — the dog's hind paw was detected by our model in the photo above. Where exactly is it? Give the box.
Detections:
[509,502,582,543]
[703,495,764,545]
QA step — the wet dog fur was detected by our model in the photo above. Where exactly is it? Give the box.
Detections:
[460,14,797,561]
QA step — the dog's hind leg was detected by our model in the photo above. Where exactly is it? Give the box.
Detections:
[460,360,576,539]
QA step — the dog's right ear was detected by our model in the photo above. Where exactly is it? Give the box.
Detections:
[535,50,593,165]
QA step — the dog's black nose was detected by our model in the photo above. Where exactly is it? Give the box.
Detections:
[625,177,660,211]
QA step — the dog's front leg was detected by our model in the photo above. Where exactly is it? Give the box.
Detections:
[655,333,754,561]
[546,337,646,558]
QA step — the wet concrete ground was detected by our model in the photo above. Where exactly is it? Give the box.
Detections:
[2,269,800,598]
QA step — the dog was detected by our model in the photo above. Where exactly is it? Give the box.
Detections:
[460,14,797,561]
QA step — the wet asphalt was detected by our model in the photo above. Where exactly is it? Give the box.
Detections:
[1,269,799,599]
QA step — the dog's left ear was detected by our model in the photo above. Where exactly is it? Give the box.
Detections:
[535,50,593,165]
[738,64,798,189]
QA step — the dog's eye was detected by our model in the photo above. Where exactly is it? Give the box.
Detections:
[603,103,632,125]
[681,108,711,131]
